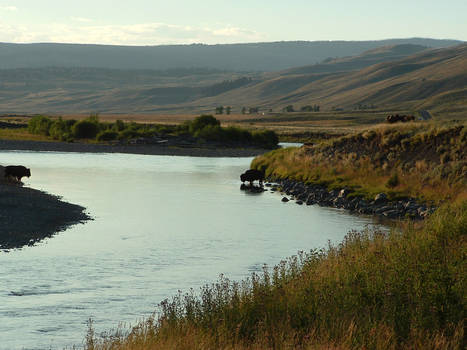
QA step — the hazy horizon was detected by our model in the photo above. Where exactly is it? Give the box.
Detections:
[1,0,466,45]
[1,37,465,47]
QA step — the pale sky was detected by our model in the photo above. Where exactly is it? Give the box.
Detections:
[0,0,465,45]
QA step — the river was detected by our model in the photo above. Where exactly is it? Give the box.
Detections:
[0,151,374,349]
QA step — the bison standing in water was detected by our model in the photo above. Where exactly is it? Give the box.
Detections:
[4,165,31,182]
[240,169,264,186]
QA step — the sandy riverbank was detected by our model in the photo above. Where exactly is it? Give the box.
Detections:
[0,182,90,250]
[0,139,269,157]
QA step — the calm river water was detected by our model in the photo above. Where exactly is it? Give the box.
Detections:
[0,151,374,349]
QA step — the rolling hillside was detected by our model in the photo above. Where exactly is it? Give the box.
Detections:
[0,42,465,116]
[184,43,467,117]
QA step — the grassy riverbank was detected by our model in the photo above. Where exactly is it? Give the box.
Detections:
[84,121,466,349]
[252,121,466,204]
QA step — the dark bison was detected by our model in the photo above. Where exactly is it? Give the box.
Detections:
[5,165,31,182]
[240,169,264,185]
[386,114,415,123]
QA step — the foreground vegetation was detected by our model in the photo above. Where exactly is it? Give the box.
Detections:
[25,114,279,149]
[252,121,467,204]
[86,201,465,349]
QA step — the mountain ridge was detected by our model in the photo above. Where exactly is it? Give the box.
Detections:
[0,38,461,71]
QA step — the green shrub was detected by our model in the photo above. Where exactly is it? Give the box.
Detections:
[73,120,99,139]
[252,129,279,149]
[189,115,220,133]
[112,120,125,132]
[28,115,52,135]
[118,128,143,140]
[195,125,223,141]
[48,118,68,140]
[96,130,119,141]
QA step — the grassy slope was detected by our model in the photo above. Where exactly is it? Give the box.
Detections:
[85,122,466,350]
[186,44,467,117]
[252,122,467,204]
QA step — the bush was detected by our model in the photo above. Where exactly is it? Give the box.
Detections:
[189,115,220,133]
[112,120,125,132]
[73,120,99,139]
[252,130,279,149]
[28,115,53,135]
[118,128,143,140]
[48,118,69,140]
[223,126,253,143]
[195,125,223,141]
[96,130,119,141]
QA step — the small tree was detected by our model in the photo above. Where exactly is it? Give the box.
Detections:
[283,105,294,113]
[226,106,231,115]
[28,115,52,135]
[215,106,224,114]
[189,115,221,133]
[241,107,247,114]
[72,118,99,139]
[300,105,313,112]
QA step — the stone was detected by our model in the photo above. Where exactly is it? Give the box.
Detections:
[296,200,303,205]
[281,197,289,203]
[383,210,401,219]
[374,193,388,204]
[338,188,351,198]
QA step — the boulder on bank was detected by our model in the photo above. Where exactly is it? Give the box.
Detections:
[267,178,436,220]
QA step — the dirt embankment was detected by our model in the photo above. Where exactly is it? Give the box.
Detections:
[0,179,90,250]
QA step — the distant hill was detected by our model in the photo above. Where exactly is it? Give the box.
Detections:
[0,38,461,71]
[0,42,465,116]
[187,44,466,116]
[281,44,429,75]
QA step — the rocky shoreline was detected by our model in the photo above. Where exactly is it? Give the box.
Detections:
[0,183,91,250]
[256,178,436,220]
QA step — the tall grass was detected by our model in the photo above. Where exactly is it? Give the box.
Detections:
[85,201,466,350]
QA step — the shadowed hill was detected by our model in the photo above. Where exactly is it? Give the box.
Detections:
[281,44,429,75]
[0,38,460,71]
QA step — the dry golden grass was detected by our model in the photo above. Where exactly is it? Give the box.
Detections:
[252,121,467,204]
